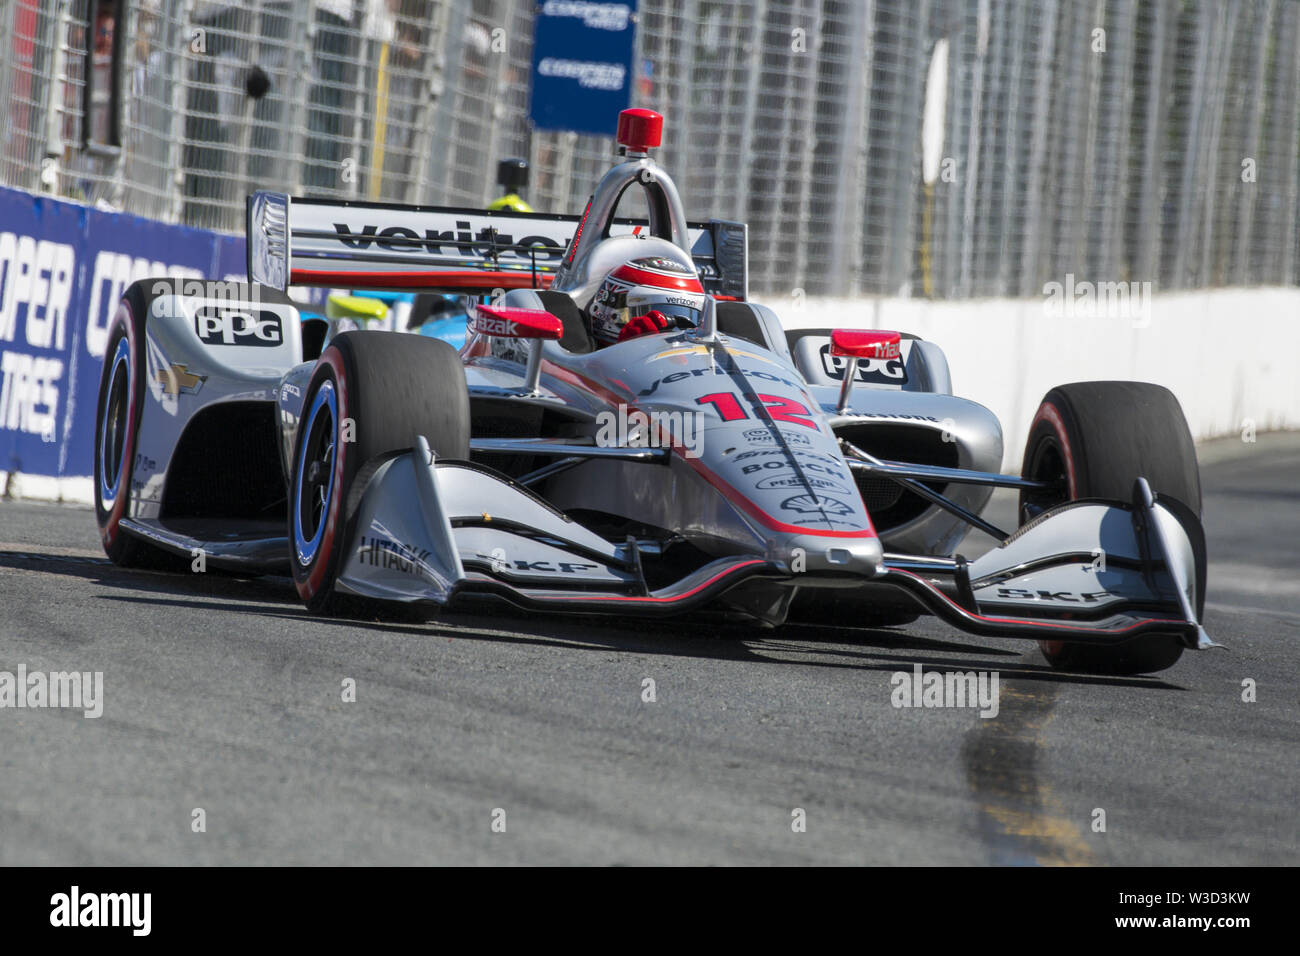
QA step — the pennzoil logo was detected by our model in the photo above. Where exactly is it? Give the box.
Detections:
[756,474,850,494]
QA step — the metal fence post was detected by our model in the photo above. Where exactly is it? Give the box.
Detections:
[958,0,989,297]
[827,0,871,297]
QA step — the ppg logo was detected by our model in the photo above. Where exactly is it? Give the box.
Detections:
[819,344,906,384]
[195,307,283,347]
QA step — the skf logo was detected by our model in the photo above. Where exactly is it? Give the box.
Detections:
[195,307,283,347]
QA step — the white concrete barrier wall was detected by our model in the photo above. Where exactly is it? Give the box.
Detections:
[4,288,1297,504]
[764,288,1300,472]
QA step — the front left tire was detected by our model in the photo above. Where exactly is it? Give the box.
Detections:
[93,282,183,568]
[288,330,470,613]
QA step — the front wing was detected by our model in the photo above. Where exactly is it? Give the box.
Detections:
[330,437,1211,649]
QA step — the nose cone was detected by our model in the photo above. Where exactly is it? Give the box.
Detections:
[704,418,878,542]
[768,532,884,579]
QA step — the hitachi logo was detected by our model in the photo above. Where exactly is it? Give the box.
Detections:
[357,535,431,574]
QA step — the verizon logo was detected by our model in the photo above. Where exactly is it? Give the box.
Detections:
[331,222,565,261]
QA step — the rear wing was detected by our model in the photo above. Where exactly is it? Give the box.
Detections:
[246,191,748,299]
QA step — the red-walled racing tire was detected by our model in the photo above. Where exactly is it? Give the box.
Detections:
[289,331,470,613]
[1019,381,1202,675]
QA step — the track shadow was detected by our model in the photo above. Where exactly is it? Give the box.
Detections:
[2,547,1185,691]
[94,590,1184,692]
[0,548,301,605]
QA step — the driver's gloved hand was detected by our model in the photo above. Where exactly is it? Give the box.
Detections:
[617,310,672,342]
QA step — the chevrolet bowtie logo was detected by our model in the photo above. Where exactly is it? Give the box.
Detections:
[156,363,206,396]
[651,344,769,363]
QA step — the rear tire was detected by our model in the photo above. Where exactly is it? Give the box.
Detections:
[288,331,470,613]
[94,280,299,569]
[93,282,184,568]
[1019,381,1201,675]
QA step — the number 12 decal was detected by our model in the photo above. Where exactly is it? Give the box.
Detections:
[695,392,818,429]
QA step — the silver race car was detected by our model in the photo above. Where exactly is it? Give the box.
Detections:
[93,109,1212,675]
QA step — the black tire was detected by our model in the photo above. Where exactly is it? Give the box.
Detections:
[94,280,298,569]
[289,331,470,613]
[93,281,182,568]
[1019,381,1202,675]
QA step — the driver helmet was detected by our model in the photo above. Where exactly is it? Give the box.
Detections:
[587,256,707,347]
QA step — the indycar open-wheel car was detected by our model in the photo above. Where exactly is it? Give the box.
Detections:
[93,109,1215,675]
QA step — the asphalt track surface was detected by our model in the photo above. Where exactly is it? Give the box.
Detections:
[1,434,1296,865]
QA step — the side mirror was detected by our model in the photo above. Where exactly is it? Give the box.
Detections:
[830,329,901,361]
[470,303,563,397]
[830,329,902,413]
[470,304,562,340]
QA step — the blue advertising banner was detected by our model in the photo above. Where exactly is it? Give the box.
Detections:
[0,185,246,491]
[528,0,638,136]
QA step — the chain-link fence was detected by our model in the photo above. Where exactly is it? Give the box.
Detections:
[3,0,1298,297]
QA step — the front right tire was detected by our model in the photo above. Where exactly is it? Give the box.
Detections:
[1019,381,1203,675]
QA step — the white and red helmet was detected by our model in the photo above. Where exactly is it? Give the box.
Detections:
[587,256,707,347]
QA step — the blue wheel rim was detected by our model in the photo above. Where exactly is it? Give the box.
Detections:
[293,380,338,566]
[99,336,132,507]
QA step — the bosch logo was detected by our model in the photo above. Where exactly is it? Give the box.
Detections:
[195,307,283,347]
